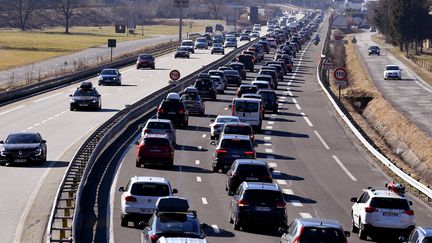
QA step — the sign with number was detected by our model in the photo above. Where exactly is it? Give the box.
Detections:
[333,67,347,81]
[169,70,181,81]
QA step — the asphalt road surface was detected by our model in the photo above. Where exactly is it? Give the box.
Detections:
[0,35,253,243]
[108,22,432,243]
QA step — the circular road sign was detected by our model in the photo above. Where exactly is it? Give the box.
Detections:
[333,67,347,81]
[169,70,181,81]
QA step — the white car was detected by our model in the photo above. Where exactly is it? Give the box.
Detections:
[210,75,225,93]
[350,186,415,240]
[119,176,178,227]
[384,65,402,80]
[209,115,240,140]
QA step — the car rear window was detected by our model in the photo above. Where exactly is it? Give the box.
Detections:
[156,213,200,235]
[139,55,153,60]
[144,138,170,146]
[254,83,269,89]
[237,165,269,176]
[160,101,183,111]
[101,69,117,75]
[235,101,259,112]
[238,55,253,62]
[220,139,252,150]
[370,198,410,210]
[299,227,346,243]
[181,95,200,101]
[260,92,276,101]
[224,125,252,135]
[194,80,212,88]
[147,122,171,130]
[242,190,284,203]
[130,183,170,196]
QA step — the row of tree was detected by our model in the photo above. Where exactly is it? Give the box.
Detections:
[371,0,432,53]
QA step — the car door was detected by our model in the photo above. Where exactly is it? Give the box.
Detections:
[353,192,368,223]
[230,186,242,220]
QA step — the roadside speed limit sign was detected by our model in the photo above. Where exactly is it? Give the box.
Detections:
[333,67,347,81]
[169,70,181,81]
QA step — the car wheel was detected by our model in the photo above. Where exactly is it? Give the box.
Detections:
[212,166,219,173]
[121,215,128,227]
[151,65,155,70]
[211,52,213,55]
[233,218,240,230]
[351,215,359,233]
[69,106,74,111]
[359,220,367,240]
[135,160,141,168]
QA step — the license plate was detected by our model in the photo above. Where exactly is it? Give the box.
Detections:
[255,206,270,212]
[168,112,176,115]
[232,155,240,158]
[383,212,399,217]
[246,177,258,181]
[79,104,88,106]
[14,159,27,163]
[140,209,153,214]
[150,149,161,152]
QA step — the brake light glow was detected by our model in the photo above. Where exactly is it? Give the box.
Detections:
[157,108,165,113]
[365,206,376,213]
[293,226,304,243]
[276,201,286,209]
[125,195,136,202]
[179,108,186,114]
[244,151,255,156]
[237,199,249,207]
[216,149,227,154]
[231,103,235,115]
[144,129,151,133]
[149,234,159,242]
[403,210,414,215]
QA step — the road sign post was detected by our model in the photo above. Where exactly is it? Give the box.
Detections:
[333,67,348,100]
[107,39,117,62]
[174,0,189,42]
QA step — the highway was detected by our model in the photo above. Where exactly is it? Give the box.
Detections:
[0,35,253,243]
[106,18,432,243]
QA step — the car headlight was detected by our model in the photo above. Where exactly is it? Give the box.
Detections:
[98,76,103,80]
[1,148,7,156]
[91,99,98,103]
[35,148,42,156]
[70,99,76,103]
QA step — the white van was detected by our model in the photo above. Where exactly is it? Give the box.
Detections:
[230,98,263,132]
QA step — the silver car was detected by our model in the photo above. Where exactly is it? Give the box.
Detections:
[210,75,225,94]
[180,93,205,116]
[209,115,240,140]
[141,119,176,145]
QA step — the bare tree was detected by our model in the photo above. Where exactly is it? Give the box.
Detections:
[7,0,37,30]
[201,0,223,19]
[56,0,81,33]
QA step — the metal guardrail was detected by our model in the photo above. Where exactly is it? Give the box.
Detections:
[316,15,432,200]
[0,41,179,106]
[46,39,258,243]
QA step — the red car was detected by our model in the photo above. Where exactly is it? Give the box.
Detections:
[136,134,174,168]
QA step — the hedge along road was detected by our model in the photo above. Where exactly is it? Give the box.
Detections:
[0,35,254,243]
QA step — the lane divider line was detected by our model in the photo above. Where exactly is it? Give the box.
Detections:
[33,93,63,103]
[265,148,273,153]
[201,197,208,205]
[268,162,278,168]
[282,189,294,195]
[0,105,25,117]
[264,136,271,140]
[301,112,313,127]
[314,130,330,150]
[195,160,200,165]
[196,176,202,182]
[300,212,313,218]
[332,155,357,181]
[276,179,287,185]
[264,143,272,146]
[290,200,303,207]
[211,225,220,234]
[266,126,273,130]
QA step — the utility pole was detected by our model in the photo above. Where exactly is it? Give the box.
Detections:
[179,0,183,42]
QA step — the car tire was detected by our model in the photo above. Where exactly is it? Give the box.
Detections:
[136,160,141,168]
[151,65,155,70]
[359,221,367,240]
[351,215,359,233]
[233,218,240,231]
[121,215,128,227]
[69,106,74,111]
[212,166,219,173]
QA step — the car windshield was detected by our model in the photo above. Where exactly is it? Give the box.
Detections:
[227,37,236,41]
[370,198,410,210]
[160,100,184,111]
[235,101,259,112]
[216,117,239,123]
[213,43,223,47]
[144,138,170,146]
[5,134,41,144]
[139,55,152,60]
[386,66,400,70]
[254,83,269,89]
[224,125,252,135]
[260,92,276,101]
[100,69,117,75]
[147,122,172,130]
[196,38,206,42]
[156,213,201,236]
[194,80,212,88]
[299,227,346,243]
[182,41,194,46]
[130,183,170,196]
[73,89,98,97]
[178,48,189,51]
[181,94,200,101]
[242,190,284,203]
[220,139,252,150]
[225,70,239,76]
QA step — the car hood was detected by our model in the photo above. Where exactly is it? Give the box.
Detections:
[3,143,40,150]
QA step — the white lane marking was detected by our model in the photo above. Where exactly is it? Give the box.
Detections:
[54,114,60,117]
[283,91,288,94]
[34,123,41,127]
[212,225,220,234]
[266,126,273,130]
[27,126,33,130]
[268,162,278,168]
[264,136,271,140]
[201,197,208,205]
[283,189,294,195]
[332,155,358,181]
[314,130,330,150]
[265,148,273,153]
[291,200,303,207]
[295,103,301,110]
[288,91,294,97]
[198,146,203,150]
[300,212,313,218]
[202,134,207,138]
[47,117,54,120]
[41,119,48,124]
[278,97,286,100]
[224,107,228,110]
[197,176,202,182]
[264,143,272,146]
[301,112,313,127]
[268,121,275,125]
[273,170,281,175]
[61,111,67,114]
[195,160,200,165]
[276,179,287,185]
[32,93,63,103]
[0,105,25,117]
[270,114,277,117]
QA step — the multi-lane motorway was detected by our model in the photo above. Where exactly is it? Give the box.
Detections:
[0,11,431,243]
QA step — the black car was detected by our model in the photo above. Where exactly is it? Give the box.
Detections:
[368,45,381,56]
[236,54,255,72]
[156,94,189,128]
[69,82,102,111]
[257,40,270,53]
[208,70,227,87]
[142,197,208,243]
[223,70,242,87]
[265,61,288,75]
[257,89,278,114]
[98,68,122,86]
[194,76,217,100]
[228,62,247,80]
[0,132,47,165]
[229,182,287,230]
[174,47,190,58]
[226,159,273,195]
[137,54,155,69]
[211,134,256,173]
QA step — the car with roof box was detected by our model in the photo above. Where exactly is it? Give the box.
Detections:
[229,182,287,230]
[142,197,208,243]
[209,115,240,140]
[141,119,176,145]
[69,81,102,111]
[279,218,350,243]
[225,159,273,195]
[156,93,188,128]
[119,176,178,227]
[211,134,257,173]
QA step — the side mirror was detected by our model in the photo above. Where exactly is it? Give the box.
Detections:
[69,94,72,97]
[350,197,358,203]
[135,141,140,145]
[210,119,215,123]
[344,231,350,237]
[398,236,406,242]
[210,141,216,145]
[41,140,47,144]
[228,104,232,109]
[118,187,125,192]
[172,189,178,194]
[269,167,274,173]
[254,143,258,147]
[278,226,288,234]
[138,124,145,128]
[409,201,413,206]
[0,140,4,144]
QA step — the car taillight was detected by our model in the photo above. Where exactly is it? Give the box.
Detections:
[144,129,151,133]
[216,149,227,155]
[125,195,136,202]
[231,172,238,178]
[365,206,376,213]
[403,210,414,215]
[293,226,304,243]
[157,108,165,113]
[231,103,235,115]
[276,201,286,209]
[237,199,249,207]
[149,234,159,242]
[244,151,255,156]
